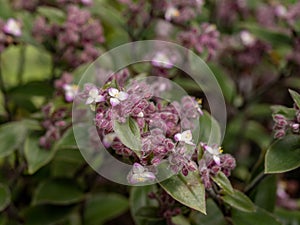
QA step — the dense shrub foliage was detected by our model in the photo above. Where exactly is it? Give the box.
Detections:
[0,0,299,225]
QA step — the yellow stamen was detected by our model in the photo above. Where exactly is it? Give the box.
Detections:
[196,98,203,105]
[219,147,223,153]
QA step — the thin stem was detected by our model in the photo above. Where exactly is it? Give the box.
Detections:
[17,44,26,86]
[244,171,267,194]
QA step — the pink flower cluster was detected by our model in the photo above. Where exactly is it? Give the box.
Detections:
[32,5,104,68]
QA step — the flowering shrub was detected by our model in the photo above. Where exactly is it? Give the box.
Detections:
[0,0,299,225]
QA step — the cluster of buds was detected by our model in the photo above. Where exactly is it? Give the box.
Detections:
[0,18,22,53]
[273,112,300,139]
[32,5,104,69]
[178,23,220,60]
[78,69,236,187]
[39,104,70,149]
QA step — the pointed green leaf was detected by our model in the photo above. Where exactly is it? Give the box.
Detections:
[211,172,234,194]
[0,183,10,212]
[265,135,300,173]
[232,207,282,225]
[222,190,256,212]
[159,172,206,214]
[0,122,27,158]
[84,193,129,225]
[289,89,300,109]
[33,179,84,205]
[113,117,141,155]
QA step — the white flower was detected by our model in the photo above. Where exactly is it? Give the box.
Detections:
[202,143,223,165]
[240,31,256,47]
[174,130,195,145]
[275,5,287,18]
[108,88,128,106]
[165,6,180,21]
[86,88,104,105]
[127,163,156,184]
[152,52,173,69]
[63,84,78,102]
[3,18,22,37]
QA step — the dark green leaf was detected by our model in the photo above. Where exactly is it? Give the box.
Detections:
[222,190,256,212]
[172,215,191,225]
[160,172,206,214]
[56,128,77,150]
[271,105,296,120]
[0,183,10,211]
[84,193,129,225]
[37,6,66,24]
[275,207,300,225]
[211,172,234,194]
[113,117,141,155]
[244,121,271,149]
[289,89,300,109]
[130,186,158,225]
[253,175,277,212]
[232,207,282,225]
[265,135,300,173]
[23,205,73,225]
[135,207,162,221]
[190,199,227,225]
[0,122,27,158]
[24,136,56,174]
[33,179,84,205]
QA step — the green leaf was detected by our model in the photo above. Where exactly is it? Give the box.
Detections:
[0,183,10,211]
[253,175,277,212]
[159,172,206,214]
[33,179,84,205]
[222,190,256,212]
[0,122,27,158]
[289,89,300,109]
[271,105,296,120]
[37,6,66,24]
[84,193,129,225]
[130,186,158,225]
[275,207,300,225]
[265,135,300,173]
[23,205,73,225]
[172,215,191,225]
[113,117,141,155]
[135,207,162,221]
[199,111,221,146]
[56,127,77,150]
[190,199,227,225]
[24,136,56,174]
[211,172,234,194]
[232,207,282,225]
[244,121,271,149]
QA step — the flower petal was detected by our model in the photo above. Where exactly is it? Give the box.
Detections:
[132,163,145,174]
[174,133,182,142]
[95,95,105,103]
[86,97,94,105]
[118,91,128,101]
[213,155,221,166]
[108,88,119,97]
[89,88,99,98]
[110,98,120,106]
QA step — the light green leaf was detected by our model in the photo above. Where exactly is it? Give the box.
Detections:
[222,190,256,212]
[199,111,221,146]
[84,193,129,225]
[37,6,66,24]
[0,122,27,158]
[232,207,282,225]
[190,199,227,225]
[56,128,77,150]
[275,207,300,225]
[33,179,84,205]
[271,105,296,120]
[172,215,191,225]
[289,89,300,109]
[0,183,10,212]
[23,205,73,225]
[24,136,55,174]
[159,172,206,214]
[113,117,141,155]
[265,135,300,173]
[211,172,234,194]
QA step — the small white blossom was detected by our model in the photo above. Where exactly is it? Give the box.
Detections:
[63,84,78,102]
[202,143,223,165]
[240,31,256,47]
[275,5,287,18]
[165,6,180,21]
[3,18,22,37]
[174,130,195,145]
[127,163,156,184]
[108,88,128,106]
[102,133,117,148]
[86,88,105,107]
